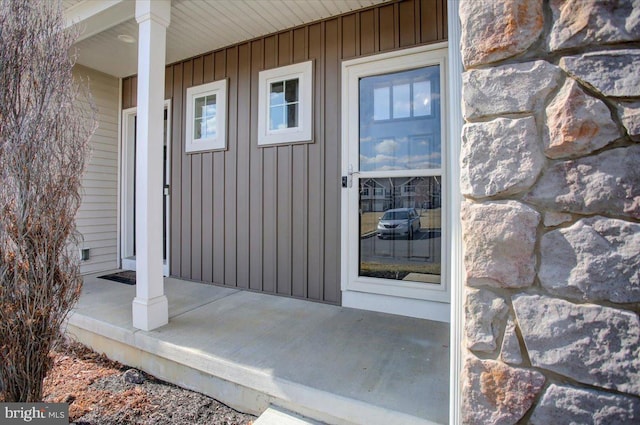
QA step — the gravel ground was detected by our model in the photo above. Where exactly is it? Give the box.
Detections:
[40,340,256,425]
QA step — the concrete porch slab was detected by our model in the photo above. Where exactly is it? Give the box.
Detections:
[66,272,450,425]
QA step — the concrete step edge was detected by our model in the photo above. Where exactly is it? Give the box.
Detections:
[254,406,325,425]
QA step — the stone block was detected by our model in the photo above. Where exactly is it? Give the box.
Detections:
[462,61,561,120]
[500,318,523,366]
[525,145,640,219]
[539,216,640,303]
[465,288,508,353]
[617,101,640,141]
[560,50,640,98]
[530,384,640,425]
[513,294,640,396]
[461,201,539,289]
[545,78,621,159]
[548,0,640,51]
[460,0,544,68]
[462,355,545,425]
[461,117,544,198]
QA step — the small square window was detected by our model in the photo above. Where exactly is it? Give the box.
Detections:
[185,79,227,153]
[258,61,313,146]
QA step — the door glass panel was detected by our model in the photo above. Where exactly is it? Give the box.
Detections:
[163,109,168,261]
[358,65,441,284]
[359,177,441,283]
[359,66,440,172]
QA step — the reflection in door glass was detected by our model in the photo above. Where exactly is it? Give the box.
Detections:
[359,66,440,172]
[359,177,441,283]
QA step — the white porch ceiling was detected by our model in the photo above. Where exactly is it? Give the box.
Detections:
[65,0,390,78]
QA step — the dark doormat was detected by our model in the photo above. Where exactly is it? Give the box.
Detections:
[98,270,136,285]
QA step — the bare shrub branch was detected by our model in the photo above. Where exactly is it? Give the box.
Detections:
[0,0,96,402]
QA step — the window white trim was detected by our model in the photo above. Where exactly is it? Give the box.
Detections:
[185,79,227,153]
[340,43,450,322]
[258,61,313,146]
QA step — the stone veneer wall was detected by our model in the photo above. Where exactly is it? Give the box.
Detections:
[458,1,640,423]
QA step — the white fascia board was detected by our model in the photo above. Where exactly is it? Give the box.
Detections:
[65,0,135,42]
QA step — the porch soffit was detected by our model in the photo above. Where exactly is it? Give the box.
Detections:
[65,0,391,78]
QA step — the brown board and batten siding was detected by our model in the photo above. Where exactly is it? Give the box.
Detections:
[122,0,447,304]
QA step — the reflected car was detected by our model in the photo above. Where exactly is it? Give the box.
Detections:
[376,208,420,239]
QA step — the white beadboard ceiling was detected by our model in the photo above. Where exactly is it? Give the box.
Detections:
[67,0,390,78]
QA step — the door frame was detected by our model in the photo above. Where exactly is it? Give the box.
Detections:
[340,43,450,322]
[121,100,171,276]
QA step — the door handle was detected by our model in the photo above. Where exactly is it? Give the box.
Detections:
[346,164,359,188]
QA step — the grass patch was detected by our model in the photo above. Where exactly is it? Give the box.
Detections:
[360,261,441,281]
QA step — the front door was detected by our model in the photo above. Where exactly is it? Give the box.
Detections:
[341,45,449,321]
[121,101,171,276]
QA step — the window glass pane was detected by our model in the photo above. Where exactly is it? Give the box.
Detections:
[194,117,202,139]
[270,105,286,130]
[194,96,205,119]
[413,80,431,116]
[269,79,300,130]
[204,95,216,110]
[359,66,440,171]
[204,103,217,139]
[285,78,299,103]
[194,94,217,140]
[373,86,390,121]
[270,82,284,106]
[359,176,441,283]
[393,83,411,118]
[286,103,298,128]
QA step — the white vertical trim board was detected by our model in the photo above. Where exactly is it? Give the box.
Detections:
[116,76,123,270]
[121,106,137,265]
[447,1,465,423]
[74,64,120,275]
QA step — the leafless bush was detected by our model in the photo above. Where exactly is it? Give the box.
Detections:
[0,0,96,402]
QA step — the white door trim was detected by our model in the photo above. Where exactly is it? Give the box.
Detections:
[121,106,136,269]
[340,43,450,322]
[120,99,171,277]
[447,1,465,422]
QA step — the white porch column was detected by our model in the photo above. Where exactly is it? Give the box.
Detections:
[132,0,170,331]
